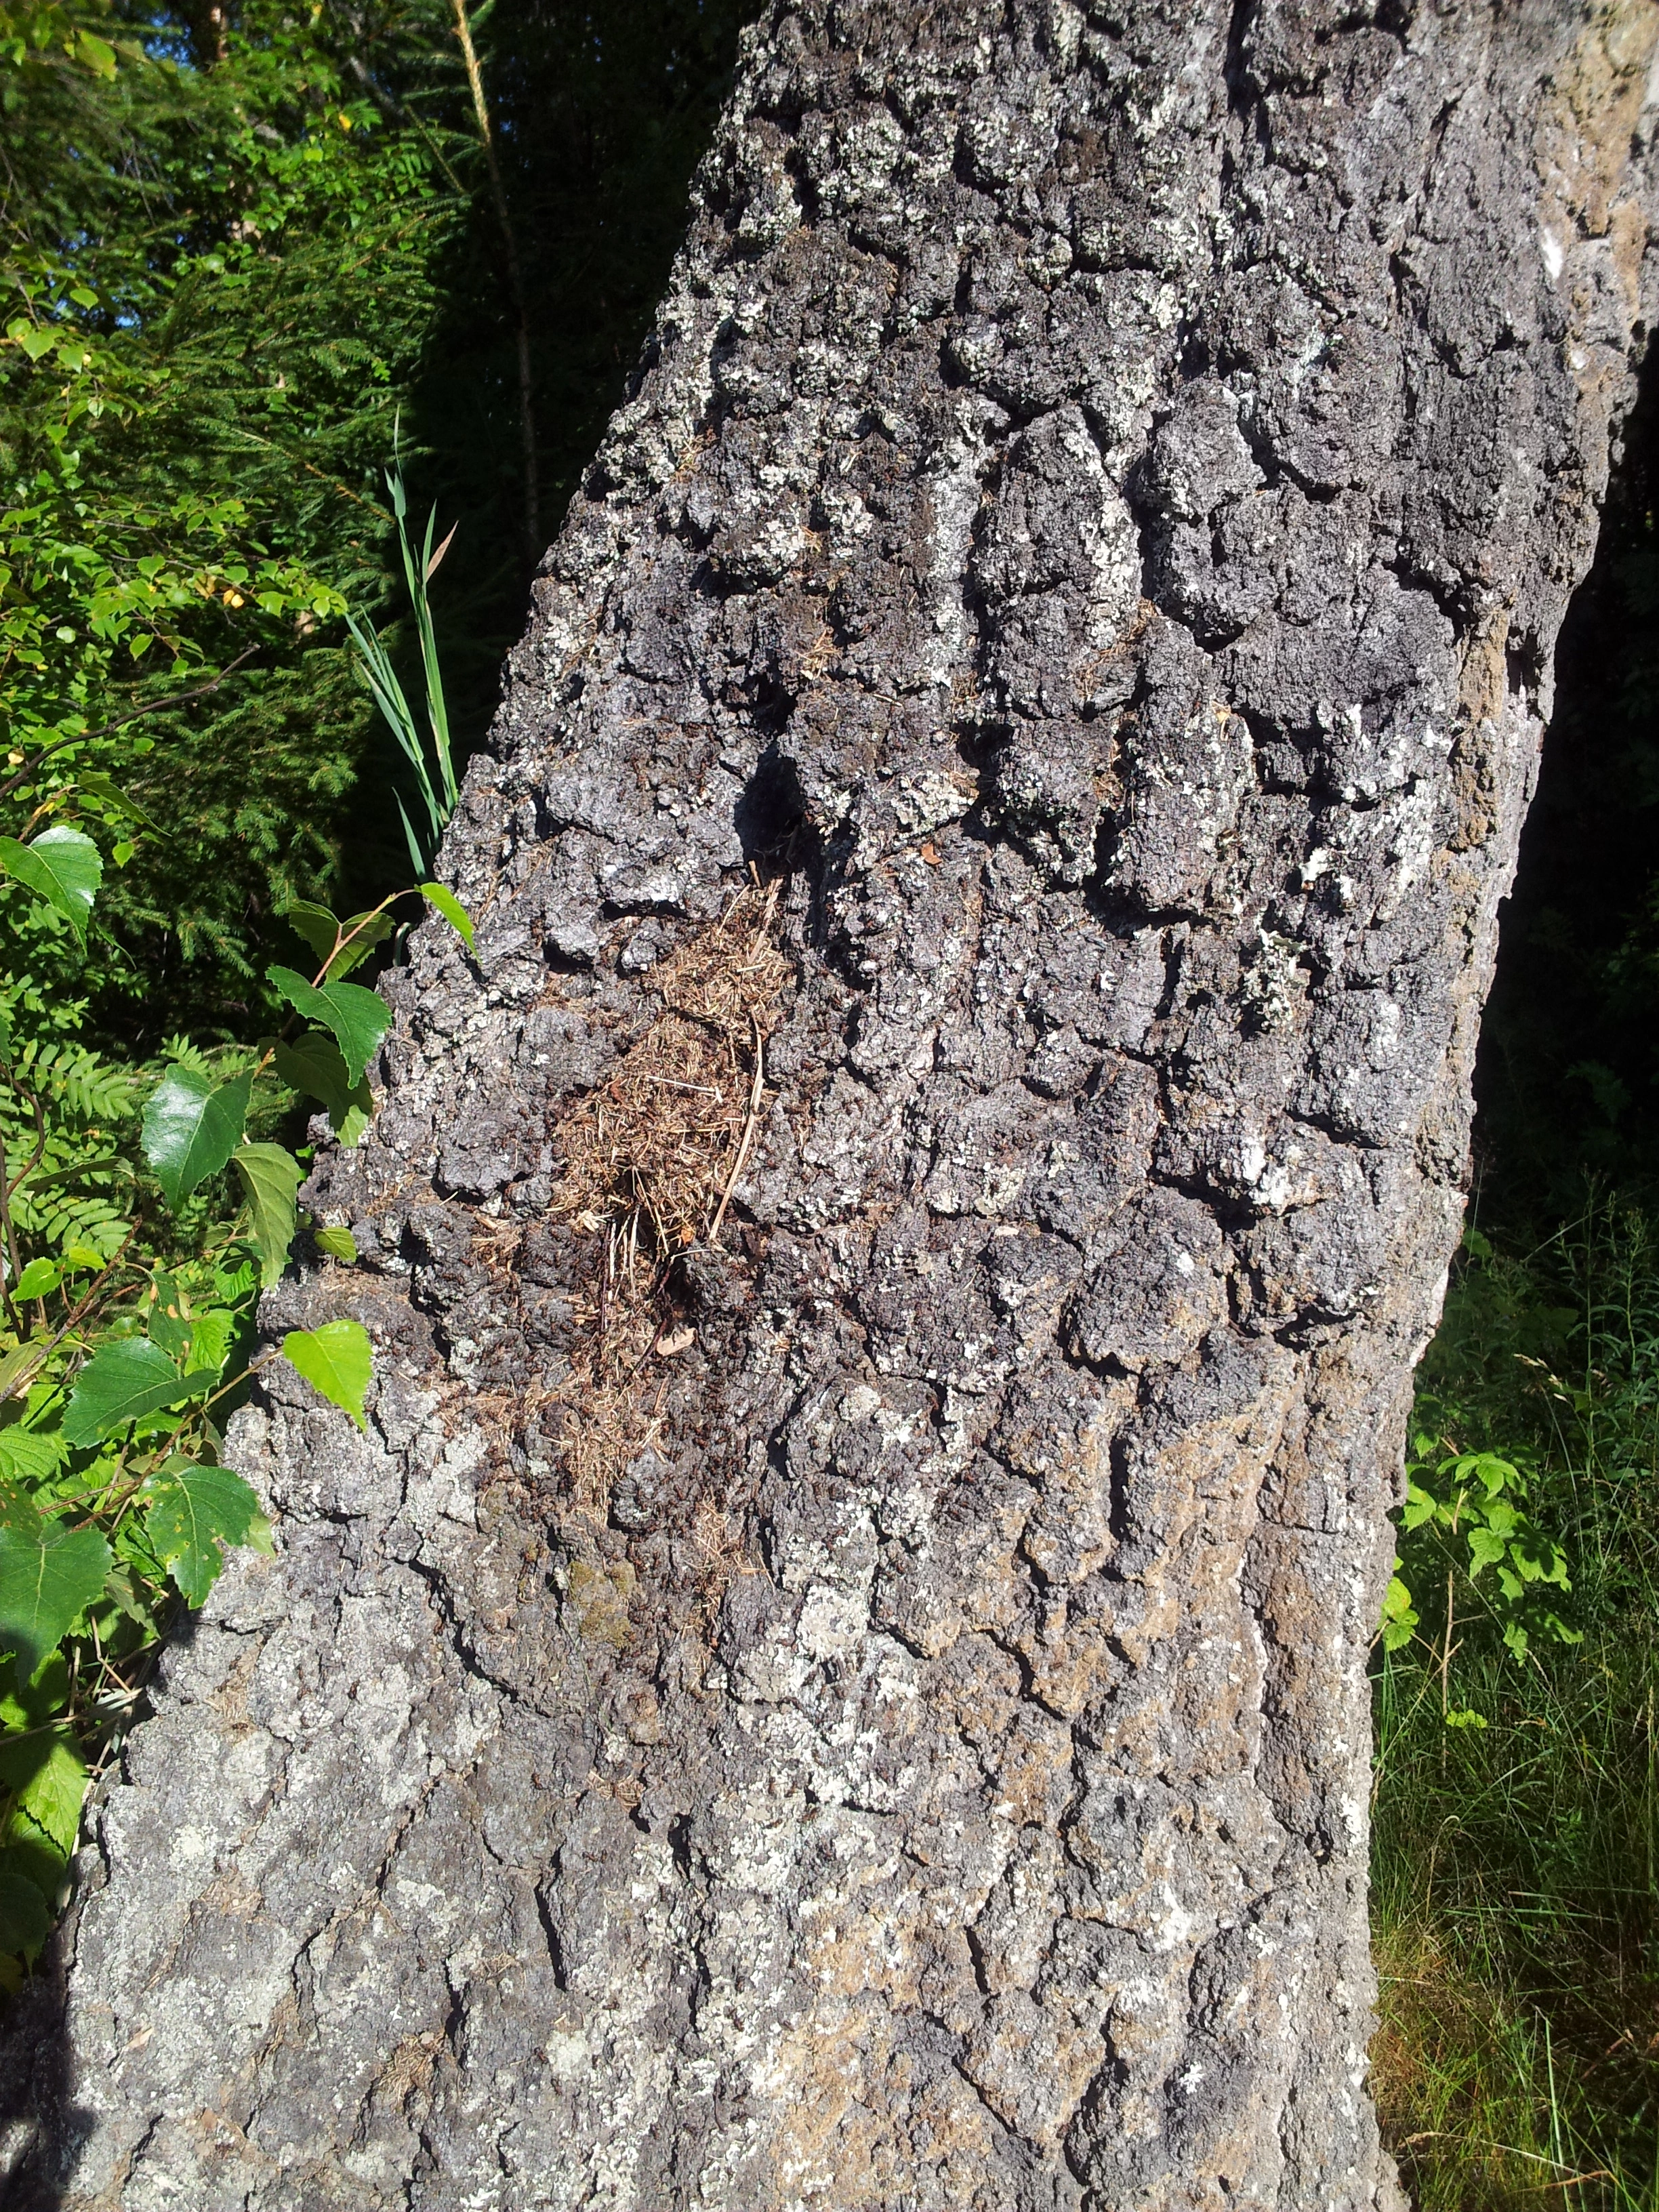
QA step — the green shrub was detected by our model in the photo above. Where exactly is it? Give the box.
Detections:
[0,702,474,1983]
[1375,1202,1659,2207]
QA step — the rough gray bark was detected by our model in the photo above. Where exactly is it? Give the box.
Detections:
[5,3,1658,2206]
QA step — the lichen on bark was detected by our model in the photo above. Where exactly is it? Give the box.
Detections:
[5,3,1658,2207]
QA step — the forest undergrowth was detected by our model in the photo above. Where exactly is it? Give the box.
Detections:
[1373,1205,1659,2208]
[1369,342,1659,2206]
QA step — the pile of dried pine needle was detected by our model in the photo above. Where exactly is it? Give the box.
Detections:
[547,879,790,1507]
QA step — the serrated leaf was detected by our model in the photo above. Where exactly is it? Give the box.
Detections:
[0,1653,67,1731]
[1466,1525,1507,1578]
[420,882,475,951]
[314,1225,358,1263]
[0,1521,111,1677]
[142,1067,251,1207]
[75,773,161,833]
[0,827,102,945]
[280,901,391,981]
[1378,1574,1417,1653]
[281,1319,371,1430]
[272,1031,372,1139]
[0,1429,66,1488]
[325,910,394,979]
[10,1258,60,1302]
[144,1276,234,1377]
[142,1459,272,1607]
[0,1342,47,1408]
[62,1338,215,1447]
[0,1870,49,1959]
[181,1309,234,1376]
[0,1479,39,1536]
[1401,1481,1435,1532]
[102,1562,155,1631]
[229,1145,304,1288]
[279,899,343,969]
[267,968,388,1086]
[11,1736,88,1861]
[142,1270,194,1361]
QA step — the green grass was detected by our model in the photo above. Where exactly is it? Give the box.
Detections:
[1372,1200,1659,2207]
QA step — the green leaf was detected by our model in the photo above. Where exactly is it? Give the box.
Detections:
[314,1225,358,1264]
[0,1479,39,1536]
[267,968,389,1086]
[281,902,391,981]
[279,899,343,969]
[1443,1707,1488,1731]
[1471,1454,1521,1500]
[62,1338,215,1447]
[230,1145,304,1288]
[281,1319,371,1430]
[0,1342,46,1409]
[142,1067,251,1206]
[12,1736,87,1860]
[1378,1574,1418,1654]
[144,1277,235,1376]
[143,1270,195,1361]
[1467,1526,1507,1578]
[326,910,395,979]
[75,773,161,834]
[0,827,102,945]
[1401,1481,1436,1532]
[272,1031,372,1138]
[0,1654,66,1730]
[73,27,117,77]
[420,882,474,951]
[0,1521,111,1677]
[0,1429,66,1488]
[101,1564,155,1633]
[10,1258,59,1301]
[0,1870,49,1960]
[142,1459,272,1607]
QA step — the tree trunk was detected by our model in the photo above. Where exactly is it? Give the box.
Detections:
[6,4,1658,2206]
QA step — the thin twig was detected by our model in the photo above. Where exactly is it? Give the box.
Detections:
[1393,2131,1613,2188]
[0,646,262,802]
[0,1220,142,1412]
[708,1014,765,1242]
[642,1076,725,1099]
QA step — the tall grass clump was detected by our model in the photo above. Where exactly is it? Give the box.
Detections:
[1373,1198,1659,2209]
